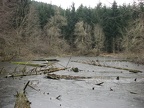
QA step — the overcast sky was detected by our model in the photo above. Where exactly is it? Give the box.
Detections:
[35,0,139,9]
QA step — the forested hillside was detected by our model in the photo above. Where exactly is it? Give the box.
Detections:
[0,0,144,63]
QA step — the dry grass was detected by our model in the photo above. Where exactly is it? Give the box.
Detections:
[124,51,144,64]
[14,92,31,108]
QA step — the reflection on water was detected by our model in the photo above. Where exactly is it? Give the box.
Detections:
[0,57,144,108]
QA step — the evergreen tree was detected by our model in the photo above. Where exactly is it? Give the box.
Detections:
[65,3,78,47]
[36,2,55,28]
[101,1,123,53]
[100,6,112,52]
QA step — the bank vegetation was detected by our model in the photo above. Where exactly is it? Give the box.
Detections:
[0,0,144,63]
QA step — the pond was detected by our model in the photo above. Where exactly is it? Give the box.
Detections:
[0,56,144,108]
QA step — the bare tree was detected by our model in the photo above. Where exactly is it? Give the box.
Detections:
[43,9,69,55]
[0,0,18,61]
[93,24,105,54]
[122,16,144,63]
[122,19,144,53]
[13,2,42,57]
[74,21,92,54]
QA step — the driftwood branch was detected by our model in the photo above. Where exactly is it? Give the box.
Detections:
[95,82,104,86]
[66,56,71,68]
[28,85,40,92]
[6,67,67,78]
[23,81,30,92]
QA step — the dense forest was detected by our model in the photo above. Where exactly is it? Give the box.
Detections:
[0,0,144,63]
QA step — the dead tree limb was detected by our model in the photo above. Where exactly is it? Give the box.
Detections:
[23,81,30,92]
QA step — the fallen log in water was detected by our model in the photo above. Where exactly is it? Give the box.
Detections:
[5,67,67,78]
[11,62,46,67]
[72,60,142,73]
[33,59,59,62]
[47,73,92,80]
[14,81,31,108]
[42,67,67,74]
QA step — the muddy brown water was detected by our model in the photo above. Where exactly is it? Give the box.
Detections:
[0,56,144,108]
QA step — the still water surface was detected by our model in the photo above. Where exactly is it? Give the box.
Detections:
[0,56,144,108]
